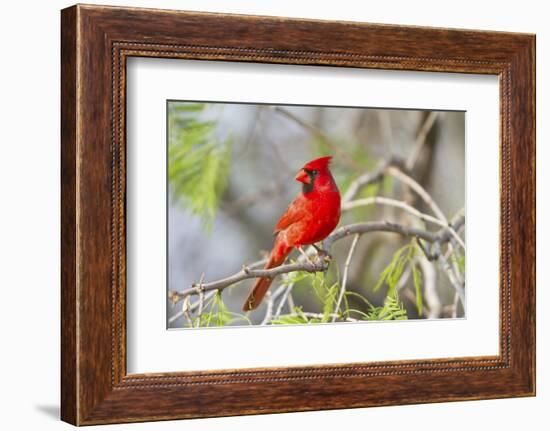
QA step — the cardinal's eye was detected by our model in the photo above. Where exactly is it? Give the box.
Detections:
[311,170,318,175]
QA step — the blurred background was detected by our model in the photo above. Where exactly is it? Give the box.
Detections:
[167,101,465,328]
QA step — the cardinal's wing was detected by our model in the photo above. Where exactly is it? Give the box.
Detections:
[273,195,308,236]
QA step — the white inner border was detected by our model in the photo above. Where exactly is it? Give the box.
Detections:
[127,58,500,373]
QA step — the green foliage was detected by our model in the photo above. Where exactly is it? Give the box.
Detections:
[412,264,423,316]
[365,292,408,320]
[342,290,373,320]
[373,240,425,316]
[452,252,466,274]
[193,292,251,328]
[168,102,232,233]
[344,290,373,309]
[270,306,312,325]
[343,287,407,321]
[309,272,339,323]
[382,174,395,194]
[373,241,416,295]
[171,103,206,113]
[288,269,342,323]
[281,269,311,287]
[272,288,408,323]
[272,270,409,323]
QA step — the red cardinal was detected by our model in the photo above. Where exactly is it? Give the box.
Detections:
[243,156,341,311]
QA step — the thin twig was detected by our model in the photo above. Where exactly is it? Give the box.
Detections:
[272,106,360,169]
[274,250,319,319]
[343,196,465,249]
[343,158,466,293]
[260,291,274,325]
[378,111,395,155]
[333,234,360,322]
[181,296,192,326]
[168,290,218,325]
[170,259,327,303]
[406,112,439,170]
[274,282,294,319]
[451,292,459,318]
[324,220,439,250]
[286,291,295,311]
[170,218,463,304]
[394,261,420,313]
[387,167,466,292]
[341,159,392,204]
[395,265,412,293]
[275,311,359,323]
[386,166,447,222]
[447,209,466,285]
[417,255,441,318]
[437,253,465,307]
[195,273,206,328]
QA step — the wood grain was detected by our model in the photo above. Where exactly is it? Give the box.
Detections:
[61,4,535,425]
[60,5,77,425]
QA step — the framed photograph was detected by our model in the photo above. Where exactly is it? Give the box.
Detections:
[61,4,535,425]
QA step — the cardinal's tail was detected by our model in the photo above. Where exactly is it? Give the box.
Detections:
[243,243,292,311]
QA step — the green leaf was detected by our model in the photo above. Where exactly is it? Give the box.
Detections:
[365,292,408,321]
[168,102,233,233]
[270,316,304,325]
[412,264,423,316]
[373,242,416,295]
[453,253,466,274]
[343,308,370,319]
[344,290,374,309]
[270,306,310,325]
[304,271,340,322]
[193,292,234,328]
[281,270,310,286]
[171,103,207,112]
[322,283,339,322]
[227,312,252,326]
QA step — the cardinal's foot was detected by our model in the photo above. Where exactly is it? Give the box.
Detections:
[312,244,332,262]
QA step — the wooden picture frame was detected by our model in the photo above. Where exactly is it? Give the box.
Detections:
[61,4,535,425]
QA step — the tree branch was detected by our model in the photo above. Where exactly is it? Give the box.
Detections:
[341,159,393,203]
[323,220,439,249]
[386,165,447,222]
[437,254,465,306]
[417,255,441,318]
[406,111,439,170]
[333,234,360,322]
[276,311,359,323]
[168,290,217,325]
[274,279,294,319]
[169,258,329,304]
[342,196,465,249]
[169,218,463,304]
[260,291,275,325]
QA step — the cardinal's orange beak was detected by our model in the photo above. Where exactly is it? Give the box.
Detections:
[295,168,311,184]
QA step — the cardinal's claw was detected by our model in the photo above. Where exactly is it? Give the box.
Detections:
[311,244,332,262]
